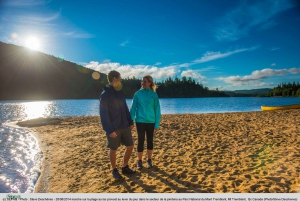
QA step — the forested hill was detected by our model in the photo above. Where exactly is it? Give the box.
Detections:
[0,42,107,100]
[225,88,273,97]
[0,42,228,100]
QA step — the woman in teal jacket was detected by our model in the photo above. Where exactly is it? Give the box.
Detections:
[130,75,161,169]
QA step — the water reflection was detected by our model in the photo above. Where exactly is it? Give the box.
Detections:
[0,125,41,193]
[22,101,53,120]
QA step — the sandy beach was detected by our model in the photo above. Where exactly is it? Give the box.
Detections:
[18,110,300,193]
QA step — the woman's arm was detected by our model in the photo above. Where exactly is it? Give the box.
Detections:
[154,93,161,129]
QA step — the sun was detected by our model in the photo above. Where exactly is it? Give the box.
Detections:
[25,37,40,50]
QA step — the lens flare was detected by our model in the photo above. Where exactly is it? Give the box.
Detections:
[92,72,100,80]
[12,33,18,39]
[112,81,123,91]
[57,54,64,62]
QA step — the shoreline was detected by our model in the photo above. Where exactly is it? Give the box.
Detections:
[15,110,300,193]
[29,129,50,193]
[4,121,50,193]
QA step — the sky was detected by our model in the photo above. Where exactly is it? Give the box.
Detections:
[1,0,300,91]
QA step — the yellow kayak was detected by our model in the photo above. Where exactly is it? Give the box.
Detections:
[261,103,300,111]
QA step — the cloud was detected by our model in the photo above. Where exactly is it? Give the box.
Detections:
[215,0,295,41]
[271,47,281,51]
[194,46,258,63]
[260,20,277,30]
[164,47,258,69]
[120,40,129,46]
[8,13,95,38]
[61,31,95,38]
[4,0,51,6]
[178,63,192,68]
[3,12,60,23]
[85,61,179,80]
[217,67,300,86]
[289,68,300,74]
[1,3,94,40]
[84,47,258,83]
[85,61,210,83]
[197,66,218,72]
[271,63,276,66]
[181,70,206,81]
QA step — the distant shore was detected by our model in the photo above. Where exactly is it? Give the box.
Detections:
[18,110,300,193]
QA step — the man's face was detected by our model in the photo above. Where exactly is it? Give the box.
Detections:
[114,76,122,82]
[112,76,123,91]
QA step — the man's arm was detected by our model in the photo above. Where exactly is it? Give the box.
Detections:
[125,98,134,127]
[100,93,114,135]
[129,93,138,124]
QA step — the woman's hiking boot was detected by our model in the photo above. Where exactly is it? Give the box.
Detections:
[147,159,153,168]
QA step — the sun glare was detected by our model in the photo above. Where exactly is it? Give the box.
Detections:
[22,101,52,119]
[25,37,40,50]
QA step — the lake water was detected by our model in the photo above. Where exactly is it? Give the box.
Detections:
[0,97,300,193]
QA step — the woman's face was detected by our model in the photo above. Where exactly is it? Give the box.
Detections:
[141,78,151,89]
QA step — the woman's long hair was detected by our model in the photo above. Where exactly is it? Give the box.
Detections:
[143,75,156,92]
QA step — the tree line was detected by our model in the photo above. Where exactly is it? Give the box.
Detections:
[263,82,300,97]
[122,76,229,98]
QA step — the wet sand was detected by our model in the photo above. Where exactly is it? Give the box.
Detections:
[18,110,300,193]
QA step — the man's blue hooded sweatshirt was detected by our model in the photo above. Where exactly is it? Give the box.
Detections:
[99,85,133,135]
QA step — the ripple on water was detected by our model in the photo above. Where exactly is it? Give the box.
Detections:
[0,125,42,193]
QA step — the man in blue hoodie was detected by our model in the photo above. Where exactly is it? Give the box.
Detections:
[100,70,136,179]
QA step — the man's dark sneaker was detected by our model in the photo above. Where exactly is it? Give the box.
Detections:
[147,159,153,168]
[122,165,136,174]
[137,160,143,170]
[112,168,123,179]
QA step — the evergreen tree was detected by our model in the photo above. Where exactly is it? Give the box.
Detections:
[267,81,300,97]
